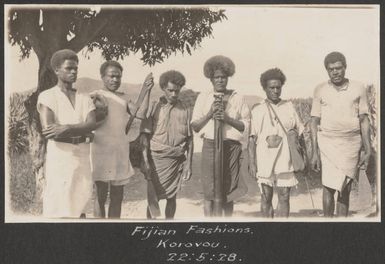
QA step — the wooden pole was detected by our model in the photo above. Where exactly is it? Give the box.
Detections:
[213,93,224,216]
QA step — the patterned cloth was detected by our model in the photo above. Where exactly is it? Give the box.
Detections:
[37,86,95,218]
[90,89,135,185]
[250,99,303,188]
[311,80,368,191]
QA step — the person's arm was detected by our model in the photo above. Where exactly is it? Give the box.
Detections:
[221,96,250,132]
[182,136,194,181]
[223,115,245,132]
[90,91,108,128]
[191,109,213,133]
[39,104,55,130]
[127,73,154,120]
[41,107,97,139]
[358,114,371,169]
[248,135,257,179]
[191,93,215,133]
[309,116,321,172]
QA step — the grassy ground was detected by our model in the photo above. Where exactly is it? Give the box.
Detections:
[8,152,42,216]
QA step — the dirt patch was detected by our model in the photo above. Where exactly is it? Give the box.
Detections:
[91,152,377,220]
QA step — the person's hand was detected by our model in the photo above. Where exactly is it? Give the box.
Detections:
[91,92,109,121]
[248,162,257,180]
[357,149,371,170]
[207,103,215,119]
[42,124,70,139]
[310,152,321,172]
[182,164,192,181]
[212,100,225,120]
[90,92,108,108]
[95,107,108,122]
[142,73,154,92]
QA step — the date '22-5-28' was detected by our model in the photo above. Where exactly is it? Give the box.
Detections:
[167,252,241,262]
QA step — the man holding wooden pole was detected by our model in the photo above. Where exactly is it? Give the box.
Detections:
[191,55,250,217]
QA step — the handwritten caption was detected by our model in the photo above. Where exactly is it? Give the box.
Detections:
[131,225,253,263]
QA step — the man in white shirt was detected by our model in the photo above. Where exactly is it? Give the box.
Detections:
[310,52,371,217]
[191,55,250,217]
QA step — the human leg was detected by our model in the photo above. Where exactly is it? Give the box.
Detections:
[224,201,234,217]
[336,177,353,217]
[203,200,213,217]
[323,185,336,217]
[165,196,177,219]
[276,187,291,218]
[108,184,124,218]
[94,181,108,218]
[260,184,274,218]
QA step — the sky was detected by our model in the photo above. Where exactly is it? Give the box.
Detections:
[5,5,380,99]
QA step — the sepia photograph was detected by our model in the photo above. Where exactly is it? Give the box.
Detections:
[4,4,380,223]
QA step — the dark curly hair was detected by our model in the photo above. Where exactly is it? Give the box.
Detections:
[50,49,78,70]
[100,60,123,76]
[260,68,286,89]
[324,51,346,68]
[159,70,186,89]
[203,55,235,78]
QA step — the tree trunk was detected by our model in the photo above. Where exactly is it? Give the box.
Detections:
[24,52,57,201]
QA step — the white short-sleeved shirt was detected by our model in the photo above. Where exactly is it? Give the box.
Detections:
[37,86,95,125]
[37,86,95,218]
[250,99,303,179]
[191,90,250,142]
[311,80,369,133]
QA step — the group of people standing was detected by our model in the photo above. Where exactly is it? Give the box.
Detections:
[37,49,371,219]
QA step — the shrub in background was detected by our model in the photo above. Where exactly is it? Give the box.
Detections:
[8,93,29,155]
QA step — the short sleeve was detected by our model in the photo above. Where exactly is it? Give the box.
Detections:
[191,93,205,123]
[37,89,56,114]
[310,84,322,118]
[358,85,369,116]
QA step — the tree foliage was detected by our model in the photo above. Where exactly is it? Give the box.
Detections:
[8,7,226,91]
[7,6,226,176]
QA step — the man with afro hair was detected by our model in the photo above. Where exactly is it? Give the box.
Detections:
[191,55,250,217]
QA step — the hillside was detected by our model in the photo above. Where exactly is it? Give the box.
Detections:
[75,77,264,108]
[11,77,264,109]
[75,77,165,100]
